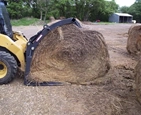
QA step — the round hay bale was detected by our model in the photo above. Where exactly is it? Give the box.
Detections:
[49,16,55,22]
[29,23,110,84]
[135,58,141,104]
[127,25,141,55]
[128,25,135,34]
[59,16,66,20]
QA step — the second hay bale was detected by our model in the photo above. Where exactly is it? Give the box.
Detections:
[127,24,141,55]
[29,23,110,84]
[135,58,141,104]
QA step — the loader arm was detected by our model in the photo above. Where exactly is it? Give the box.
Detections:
[25,18,81,86]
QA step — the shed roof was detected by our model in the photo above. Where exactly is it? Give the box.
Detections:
[114,13,133,17]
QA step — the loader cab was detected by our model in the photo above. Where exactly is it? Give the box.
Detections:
[0,1,13,38]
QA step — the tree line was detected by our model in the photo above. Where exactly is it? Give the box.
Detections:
[7,0,141,22]
[6,0,120,22]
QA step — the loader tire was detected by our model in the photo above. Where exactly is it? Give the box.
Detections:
[0,51,18,84]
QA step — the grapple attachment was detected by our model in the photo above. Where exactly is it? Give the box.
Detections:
[24,18,110,86]
[24,18,82,86]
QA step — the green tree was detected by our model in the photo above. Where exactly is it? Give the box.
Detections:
[7,0,34,19]
[102,0,119,21]
[120,6,129,13]
[6,0,119,22]
[36,0,50,21]
[126,0,141,22]
[119,0,141,22]
[49,0,110,21]
[7,0,23,19]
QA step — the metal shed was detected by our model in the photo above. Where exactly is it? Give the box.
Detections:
[109,13,133,23]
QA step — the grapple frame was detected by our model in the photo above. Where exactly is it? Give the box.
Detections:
[24,18,81,86]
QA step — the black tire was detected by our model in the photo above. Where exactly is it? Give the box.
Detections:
[0,51,18,84]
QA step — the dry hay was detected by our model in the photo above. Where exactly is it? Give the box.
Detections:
[28,23,110,84]
[49,16,55,22]
[72,86,123,115]
[0,83,123,115]
[127,24,141,55]
[82,21,94,25]
[135,58,141,104]
[59,16,66,20]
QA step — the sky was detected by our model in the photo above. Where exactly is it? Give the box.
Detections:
[107,0,136,7]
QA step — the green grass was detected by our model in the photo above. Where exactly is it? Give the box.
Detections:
[94,22,115,25]
[11,18,39,26]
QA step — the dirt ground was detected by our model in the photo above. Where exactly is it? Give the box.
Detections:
[0,23,141,115]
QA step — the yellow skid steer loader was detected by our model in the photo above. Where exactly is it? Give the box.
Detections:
[0,0,81,86]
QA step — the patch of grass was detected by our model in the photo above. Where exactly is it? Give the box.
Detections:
[11,18,39,26]
[94,22,115,25]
